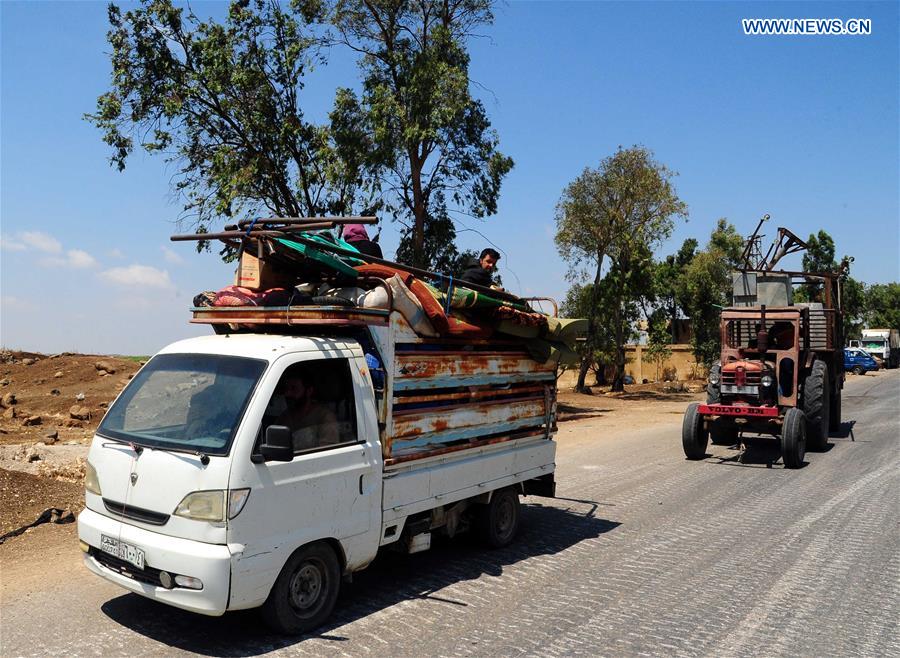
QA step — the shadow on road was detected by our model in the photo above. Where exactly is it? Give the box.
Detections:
[830,420,856,441]
[557,403,613,421]
[100,503,620,656]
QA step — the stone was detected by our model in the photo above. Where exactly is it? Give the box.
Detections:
[95,361,117,374]
[75,392,85,401]
[43,429,59,443]
[22,358,35,366]
[98,401,108,408]
[1,392,16,407]
[3,406,17,420]
[54,371,63,378]
[97,371,108,377]
[22,415,43,426]
[69,405,91,421]
[0,378,9,386]
[50,389,61,396]
[63,418,85,428]
[26,445,43,462]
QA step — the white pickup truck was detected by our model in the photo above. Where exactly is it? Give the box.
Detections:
[77,309,557,634]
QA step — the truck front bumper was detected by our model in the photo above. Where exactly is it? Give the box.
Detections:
[698,404,779,418]
[78,507,232,616]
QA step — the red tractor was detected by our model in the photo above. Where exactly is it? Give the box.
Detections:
[682,226,845,468]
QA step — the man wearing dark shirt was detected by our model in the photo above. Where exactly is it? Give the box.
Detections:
[460,248,500,287]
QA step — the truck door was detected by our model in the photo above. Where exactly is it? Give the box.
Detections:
[227,353,381,607]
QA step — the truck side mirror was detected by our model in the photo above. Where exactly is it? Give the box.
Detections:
[260,425,293,462]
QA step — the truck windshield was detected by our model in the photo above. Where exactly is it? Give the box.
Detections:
[98,353,267,456]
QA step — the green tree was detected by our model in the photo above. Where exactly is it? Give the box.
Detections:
[331,0,513,269]
[801,230,837,272]
[555,146,687,392]
[864,283,900,331]
[645,309,673,382]
[680,219,743,367]
[88,0,375,239]
[654,237,696,342]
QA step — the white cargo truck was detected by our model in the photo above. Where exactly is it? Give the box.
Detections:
[859,328,900,368]
[77,308,558,634]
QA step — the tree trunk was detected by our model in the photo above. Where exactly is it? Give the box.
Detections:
[610,297,626,392]
[575,357,592,393]
[410,150,426,269]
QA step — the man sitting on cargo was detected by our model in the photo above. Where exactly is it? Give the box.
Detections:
[276,370,339,451]
[460,248,501,288]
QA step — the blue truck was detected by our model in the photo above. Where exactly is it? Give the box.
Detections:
[844,348,879,375]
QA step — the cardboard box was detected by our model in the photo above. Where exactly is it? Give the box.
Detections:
[235,251,293,290]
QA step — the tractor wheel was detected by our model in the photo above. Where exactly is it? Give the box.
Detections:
[781,407,807,469]
[829,387,841,432]
[851,365,864,376]
[709,424,738,446]
[803,361,830,451]
[682,402,708,460]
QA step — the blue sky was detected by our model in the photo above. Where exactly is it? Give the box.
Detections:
[2,1,898,355]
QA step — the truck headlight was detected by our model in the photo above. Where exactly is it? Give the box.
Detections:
[85,461,102,495]
[761,374,775,387]
[708,370,720,385]
[174,491,225,522]
[173,489,250,522]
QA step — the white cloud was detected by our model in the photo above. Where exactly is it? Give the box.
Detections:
[0,234,26,251]
[108,248,125,259]
[39,249,99,269]
[1,295,35,310]
[100,264,173,289]
[20,231,63,254]
[162,246,185,264]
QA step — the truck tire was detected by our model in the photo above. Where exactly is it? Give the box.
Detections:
[851,365,864,376]
[706,364,721,404]
[829,388,841,432]
[682,402,708,460]
[781,407,807,469]
[709,424,738,446]
[803,361,830,451]
[261,542,341,635]
[477,487,521,548]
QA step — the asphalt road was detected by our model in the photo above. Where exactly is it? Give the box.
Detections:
[2,370,897,657]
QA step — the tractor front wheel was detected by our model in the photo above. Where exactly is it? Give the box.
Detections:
[682,402,708,460]
[781,407,807,469]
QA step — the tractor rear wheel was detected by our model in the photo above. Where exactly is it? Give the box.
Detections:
[682,402,708,460]
[803,361,830,451]
[781,407,807,469]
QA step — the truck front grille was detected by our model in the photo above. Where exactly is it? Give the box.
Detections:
[721,371,761,386]
[103,499,170,526]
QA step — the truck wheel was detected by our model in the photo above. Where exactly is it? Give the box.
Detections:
[829,388,841,432]
[851,365,864,376]
[682,402,708,460]
[478,487,521,548]
[261,542,341,635]
[781,408,807,469]
[802,361,830,451]
[706,364,721,404]
[709,424,738,446]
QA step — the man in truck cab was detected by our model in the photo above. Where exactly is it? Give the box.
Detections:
[276,368,339,451]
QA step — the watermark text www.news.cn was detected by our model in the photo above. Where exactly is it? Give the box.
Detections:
[742,18,871,36]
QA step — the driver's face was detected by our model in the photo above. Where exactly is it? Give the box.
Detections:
[480,254,497,271]
[283,378,309,402]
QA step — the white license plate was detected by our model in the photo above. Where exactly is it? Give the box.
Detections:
[100,534,145,570]
[721,384,759,395]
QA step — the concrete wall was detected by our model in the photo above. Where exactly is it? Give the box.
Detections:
[557,343,705,388]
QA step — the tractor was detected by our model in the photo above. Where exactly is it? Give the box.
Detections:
[682,222,845,468]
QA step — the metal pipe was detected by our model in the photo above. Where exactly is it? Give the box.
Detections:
[236,216,378,227]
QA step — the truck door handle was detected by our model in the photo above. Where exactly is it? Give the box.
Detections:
[359,474,364,495]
